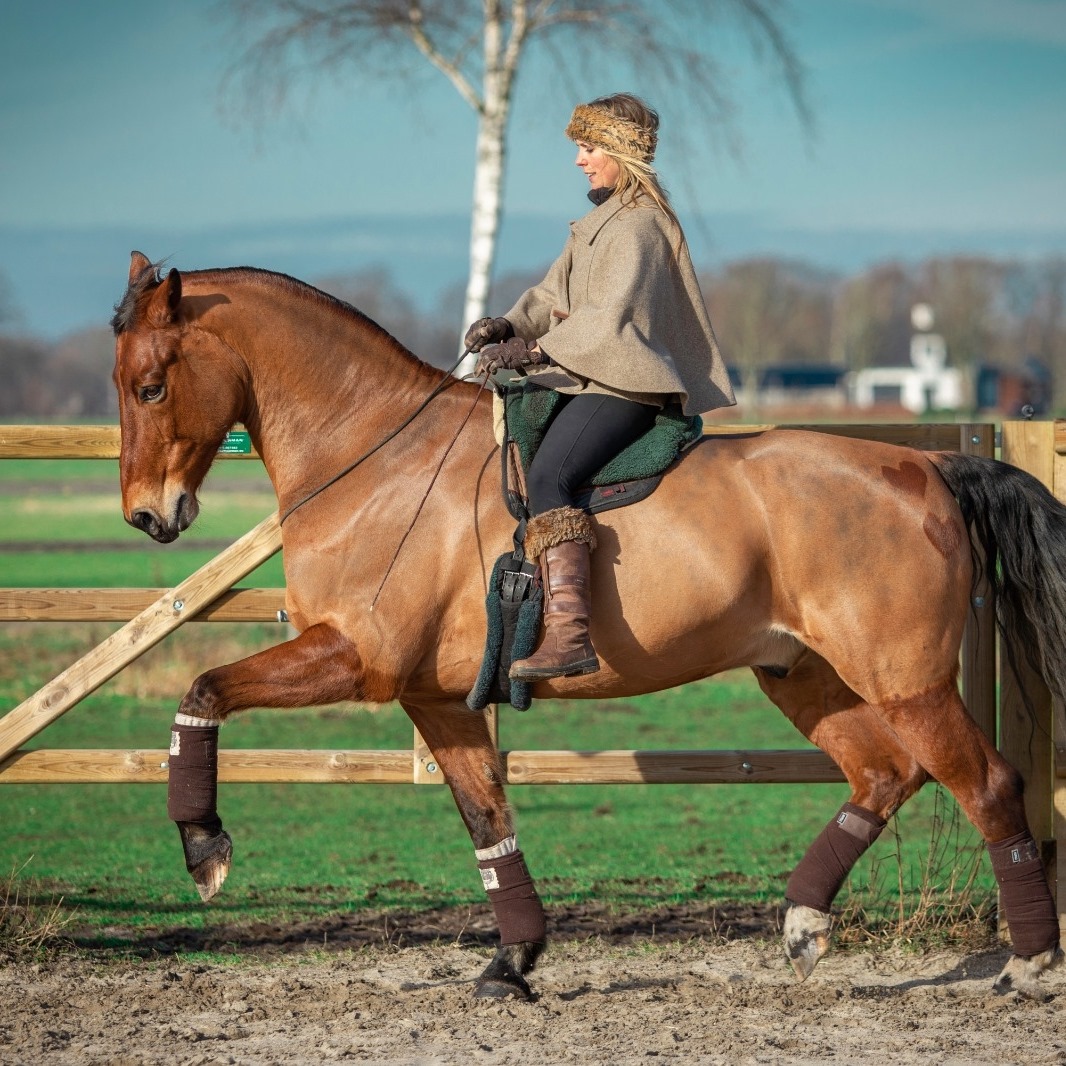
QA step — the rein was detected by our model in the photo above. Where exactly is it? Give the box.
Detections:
[278,349,477,526]
[370,365,490,608]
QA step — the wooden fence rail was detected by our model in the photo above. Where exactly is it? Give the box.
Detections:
[2,421,1063,933]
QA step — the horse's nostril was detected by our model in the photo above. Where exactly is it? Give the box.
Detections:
[131,509,155,533]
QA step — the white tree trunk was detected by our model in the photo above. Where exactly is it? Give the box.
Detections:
[455,1,515,379]
[456,108,507,377]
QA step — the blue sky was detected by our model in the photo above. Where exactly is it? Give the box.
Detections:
[2,0,1065,337]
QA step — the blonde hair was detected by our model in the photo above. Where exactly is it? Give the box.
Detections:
[566,93,682,239]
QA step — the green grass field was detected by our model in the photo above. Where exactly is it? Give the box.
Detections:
[0,455,281,588]
[0,454,996,952]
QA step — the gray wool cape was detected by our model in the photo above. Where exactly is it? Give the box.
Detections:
[503,195,736,416]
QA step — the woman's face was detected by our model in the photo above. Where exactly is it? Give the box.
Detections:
[575,142,620,190]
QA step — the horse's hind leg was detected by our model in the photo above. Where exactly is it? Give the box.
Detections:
[755,652,929,979]
[875,679,1061,994]
[401,698,545,1001]
[168,623,365,901]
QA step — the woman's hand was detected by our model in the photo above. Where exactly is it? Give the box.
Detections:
[475,337,548,376]
[464,317,514,352]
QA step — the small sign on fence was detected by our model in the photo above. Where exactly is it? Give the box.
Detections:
[218,431,252,454]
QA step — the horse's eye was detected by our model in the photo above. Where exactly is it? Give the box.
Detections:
[139,384,166,403]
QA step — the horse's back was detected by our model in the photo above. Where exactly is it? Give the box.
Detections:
[588,428,972,701]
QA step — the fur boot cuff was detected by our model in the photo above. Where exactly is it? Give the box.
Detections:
[524,506,596,560]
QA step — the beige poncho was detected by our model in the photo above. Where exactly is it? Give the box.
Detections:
[503,195,736,416]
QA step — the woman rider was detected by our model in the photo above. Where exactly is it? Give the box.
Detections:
[465,93,736,683]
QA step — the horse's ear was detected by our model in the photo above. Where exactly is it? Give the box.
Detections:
[146,267,183,326]
[129,251,152,283]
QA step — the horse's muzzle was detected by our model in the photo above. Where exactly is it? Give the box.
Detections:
[128,494,196,543]
[129,507,180,543]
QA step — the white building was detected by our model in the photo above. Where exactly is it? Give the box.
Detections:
[850,306,964,413]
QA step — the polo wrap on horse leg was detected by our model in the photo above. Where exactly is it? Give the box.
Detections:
[988,832,1059,958]
[786,803,886,913]
[508,505,599,682]
[477,845,546,946]
[167,714,221,828]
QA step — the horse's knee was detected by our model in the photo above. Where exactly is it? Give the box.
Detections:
[971,757,1027,839]
[986,757,1025,814]
[179,670,227,720]
[851,758,927,820]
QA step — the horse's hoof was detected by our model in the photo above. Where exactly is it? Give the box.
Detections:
[474,972,533,1000]
[176,821,233,902]
[473,942,542,1000]
[190,840,232,902]
[783,904,832,981]
[993,945,1063,998]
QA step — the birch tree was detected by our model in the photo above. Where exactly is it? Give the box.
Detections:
[225,1,811,374]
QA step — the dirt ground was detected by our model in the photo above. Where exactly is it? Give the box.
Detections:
[2,903,1064,1066]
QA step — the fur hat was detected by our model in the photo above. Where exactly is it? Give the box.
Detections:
[565,102,656,163]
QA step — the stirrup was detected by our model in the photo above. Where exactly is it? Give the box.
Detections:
[509,653,600,682]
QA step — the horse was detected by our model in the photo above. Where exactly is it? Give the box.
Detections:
[112,251,1065,999]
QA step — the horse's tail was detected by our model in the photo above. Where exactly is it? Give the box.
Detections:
[931,450,1066,704]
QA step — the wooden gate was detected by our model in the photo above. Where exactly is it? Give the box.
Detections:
[1,420,1061,934]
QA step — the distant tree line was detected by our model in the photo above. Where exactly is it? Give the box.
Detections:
[2,253,1065,418]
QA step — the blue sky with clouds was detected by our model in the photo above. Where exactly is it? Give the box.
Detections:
[1,0,1065,337]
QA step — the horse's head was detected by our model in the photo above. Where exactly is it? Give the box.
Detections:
[112,251,245,543]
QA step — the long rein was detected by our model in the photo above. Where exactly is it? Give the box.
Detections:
[278,348,480,527]
[274,348,489,608]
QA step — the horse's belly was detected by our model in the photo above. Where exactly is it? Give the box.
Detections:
[579,471,775,692]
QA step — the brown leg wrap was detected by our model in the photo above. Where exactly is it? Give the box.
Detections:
[988,832,1060,958]
[166,719,221,827]
[478,849,547,946]
[786,803,886,913]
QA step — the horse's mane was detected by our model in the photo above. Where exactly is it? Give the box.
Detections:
[111,263,427,370]
[111,259,167,335]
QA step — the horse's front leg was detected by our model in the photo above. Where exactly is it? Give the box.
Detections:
[168,623,364,901]
[401,698,545,1001]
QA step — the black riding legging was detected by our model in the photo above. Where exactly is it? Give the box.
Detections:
[525,392,659,515]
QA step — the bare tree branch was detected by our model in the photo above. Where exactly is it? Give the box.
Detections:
[219,0,813,358]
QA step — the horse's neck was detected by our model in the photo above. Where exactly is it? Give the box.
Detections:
[192,271,452,507]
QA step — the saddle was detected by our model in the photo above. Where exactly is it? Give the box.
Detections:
[501,380,703,516]
[466,381,702,712]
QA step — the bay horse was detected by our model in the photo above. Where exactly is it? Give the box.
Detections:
[112,252,1065,998]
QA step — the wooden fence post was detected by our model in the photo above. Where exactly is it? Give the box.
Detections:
[959,424,997,741]
[999,421,1057,919]
[1050,421,1066,938]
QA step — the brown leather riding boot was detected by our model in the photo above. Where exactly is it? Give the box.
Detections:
[509,507,600,682]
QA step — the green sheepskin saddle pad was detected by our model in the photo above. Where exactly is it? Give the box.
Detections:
[466,551,543,712]
[503,381,703,485]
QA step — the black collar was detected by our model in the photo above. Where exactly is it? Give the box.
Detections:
[587,187,615,206]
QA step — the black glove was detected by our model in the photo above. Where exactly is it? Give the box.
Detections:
[475,337,548,376]
[464,316,514,352]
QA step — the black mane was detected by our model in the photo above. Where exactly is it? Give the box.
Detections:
[110,259,166,335]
